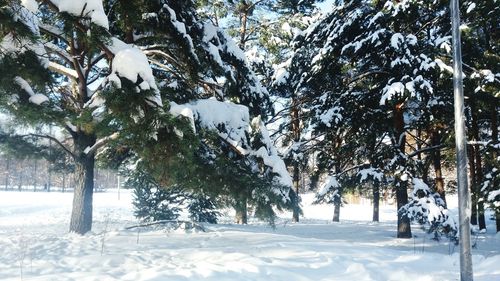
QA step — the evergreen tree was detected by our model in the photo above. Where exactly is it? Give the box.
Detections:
[280,0,467,238]
[460,0,499,231]
[1,0,169,234]
[98,0,296,225]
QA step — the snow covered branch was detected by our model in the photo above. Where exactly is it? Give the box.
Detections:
[48,61,78,80]
[83,132,119,156]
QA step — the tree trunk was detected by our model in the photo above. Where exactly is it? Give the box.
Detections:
[473,122,486,230]
[292,164,300,222]
[373,181,380,222]
[18,162,23,191]
[239,6,249,49]
[234,196,248,224]
[396,181,412,238]
[291,101,301,222]
[431,129,446,207]
[33,160,37,192]
[492,109,499,232]
[394,103,411,238]
[468,145,478,226]
[47,163,51,192]
[5,157,10,190]
[62,173,66,193]
[497,211,500,233]
[471,104,486,230]
[332,163,341,222]
[69,156,95,234]
[70,131,97,234]
[332,194,341,222]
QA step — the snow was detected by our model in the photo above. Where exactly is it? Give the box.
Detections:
[488,190,500,201]
[316,176,339,199]
[29,94,49,105]
[21,0,38,13]
[358,168,383,182]
[107,38,162,107]
[1,190,499,280]
[435,58,455,75]
[390,33,404,49]
[14,76,35,97]
[14,76,49,105]
[170,99,292,190]
[319,106,342,127]
[170,99,250,151]
[51,0,109,29]
[380,81,405,105]
[467,3,477,14]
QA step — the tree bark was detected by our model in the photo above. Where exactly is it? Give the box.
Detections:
[62,173,66,193]
[332,163,341,222]
[69,155,95,234]
[234,196,248,224]
[373,181,380,222]
[497,211,500,233]
[471,104,486,230]
[332,194,341,222]
[292,165,300,222]
[492,109,499,232]
[33,160,37,192]
[291,102,301,222]
[394,103,411,238]
[468,145,478,226]
[18,162,23,191]
[431,129,446,207]
[5,157,10,190]
[69,132,96,234]
[473,142,486,230]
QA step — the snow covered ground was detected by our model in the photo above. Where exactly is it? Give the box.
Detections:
[0,190,499,281]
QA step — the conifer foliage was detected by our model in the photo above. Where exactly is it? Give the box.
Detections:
[279,0,499,236]
[0,0,295,233]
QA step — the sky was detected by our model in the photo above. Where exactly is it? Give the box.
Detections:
[316,0,336,13]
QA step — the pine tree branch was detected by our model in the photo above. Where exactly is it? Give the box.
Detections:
[44,42,73,64]
[407,144,445,158]
[142,49,184,70]
[348,69,390,85]
[39,23,68,44]
[24,133,76,159]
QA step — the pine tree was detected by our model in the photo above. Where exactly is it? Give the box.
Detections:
[95,0,297,225]
[0,0,164,234]
[460,0,499,231]
[280,0,470,238]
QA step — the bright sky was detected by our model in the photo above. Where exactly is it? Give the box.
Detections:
[316,0,336,13]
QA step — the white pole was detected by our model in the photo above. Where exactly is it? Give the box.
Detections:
[450,0,473,280]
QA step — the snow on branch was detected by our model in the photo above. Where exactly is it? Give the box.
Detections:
[106,38,162,107]
[83,132,119,156]
[48,0,109,29]
[14,76,49,105]
[47,61,78,80]
[170,99,293,190]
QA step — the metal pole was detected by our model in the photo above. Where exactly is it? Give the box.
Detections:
[450,0,473,280]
